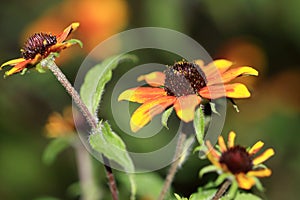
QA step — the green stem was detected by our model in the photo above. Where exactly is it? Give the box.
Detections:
[158,125,189,200]
[41,56,119,200]
[212,179,231,200]
[74,141,101,200]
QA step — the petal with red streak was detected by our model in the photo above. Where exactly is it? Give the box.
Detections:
[173,94,201,122]
[4,59,32,76]
[56,22,80,43]
[248,141,264,155]
[118,87,166,103]
[130,96,176,132]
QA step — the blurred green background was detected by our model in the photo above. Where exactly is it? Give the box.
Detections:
[0,0,299,200]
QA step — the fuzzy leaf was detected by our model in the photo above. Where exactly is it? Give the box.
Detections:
[235,192,262,200]
[89,121,134,172]
[80,54,137,116]
[194,106,205,145]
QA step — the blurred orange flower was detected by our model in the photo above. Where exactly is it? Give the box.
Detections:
[24,0,128,53]
[45,106,76,138]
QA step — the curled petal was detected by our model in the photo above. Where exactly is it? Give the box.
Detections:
[248,168,272,177]
[253,148,275,165]
[248,141,264,155]
[0,58,26,69]
[118,87,166,103]
[236,173,256,190]
[56,22,80,43]
[199,83,251,99]
[173,94,201,122]
[206,140,220,160]
[137,71,165,87]
[4,59,32,76]
[227,131,236,148]
[130,96,176,132]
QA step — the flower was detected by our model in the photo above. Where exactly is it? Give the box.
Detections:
[118,60,258,132]
[0,22,80,77]
[45,106,76,138]
[204,131,275,190]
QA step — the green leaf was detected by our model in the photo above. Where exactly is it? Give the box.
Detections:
[35,63,47,73]
[199,165,218,177]
[89,121,134,172]
[189,187,217,200]
[193,106,205,146]
[161,107,174,129]
[234,192,263,200]
[42,137,73,165]
[80,54,137,115]
[174,193,188,200]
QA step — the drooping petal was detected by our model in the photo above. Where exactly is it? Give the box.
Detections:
[227,131,236,148]
[48,41,78,54]
[248,141,264,155]
[247,168,272,177]
[4,59,32,76]
[137,71,165,87]
[130,96,176,132]
[236,173,256,190]
[206,140,221,160]
[218,136,227,153]
[208,66,259,85]
[0,58,26,69]
[252,148,275,165]
[118,87,167,103]
[199,83,251,99]
[56,22,80,43]
[173,94,201,122]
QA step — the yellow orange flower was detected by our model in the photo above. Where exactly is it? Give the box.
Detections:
[0,23,80,77]
[45,106,76,138]
[204,131,274,190]
[118,60,258,132]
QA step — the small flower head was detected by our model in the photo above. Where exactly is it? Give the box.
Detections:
[45,106,76,138]
[118,60,258,132]
[204,131,275,190]
[0,22,80,77]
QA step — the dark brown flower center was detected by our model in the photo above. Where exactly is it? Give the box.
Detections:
[21,33,57,59]
[164,61,206,97]
[219,146,253,174]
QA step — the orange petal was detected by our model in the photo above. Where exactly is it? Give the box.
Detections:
[173,94,201,122]
[227,131,236,148]
[247,168,272,177]
[0,58,26,69]
[56,22,80,43]
[130,96,176,132]
[206,140,220,160]
[118,87,167,103]
[4,59,32,76]
[199,83,251,99]
[236,173,256,190]
[253,148,275,165]
[248,141,264,155]
[202,59,233,78]
[218,135,227,153]
[209,66,259,85]
[137,71,165,87]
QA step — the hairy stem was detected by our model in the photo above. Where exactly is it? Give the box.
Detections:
[212,179,231,200]
[42,56,119,200]
[158,128,188,200]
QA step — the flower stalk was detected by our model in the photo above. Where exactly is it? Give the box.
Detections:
[41,56,119,200]
[212,179,231,200]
